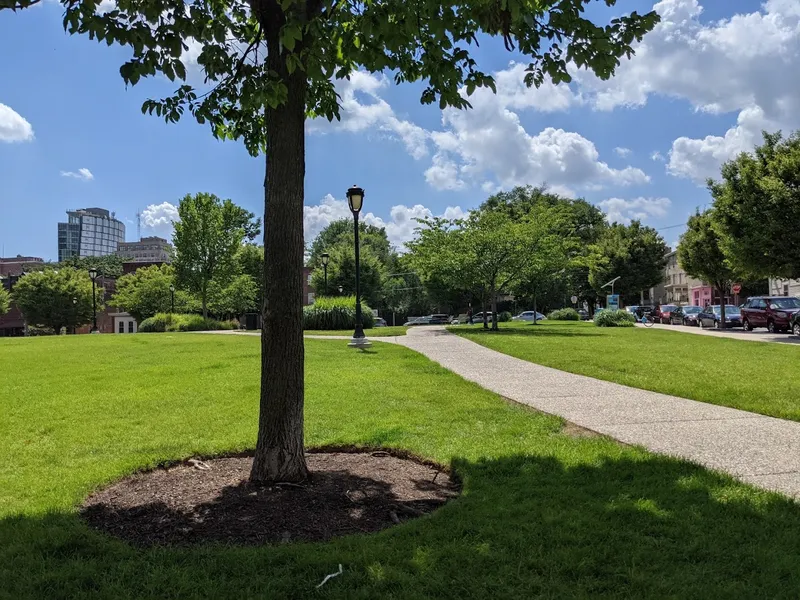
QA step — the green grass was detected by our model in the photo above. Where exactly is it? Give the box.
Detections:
[452,321,800,420]
[304,325,407,337]
[3,333,800,597]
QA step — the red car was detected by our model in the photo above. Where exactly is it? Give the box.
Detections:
[656,304,678,325]
[740,296,800,333]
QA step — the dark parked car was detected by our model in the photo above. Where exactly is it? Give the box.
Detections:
[741,296,800,333]
[657,304,679,324]
[698,305,742,329]
[429,314,451,325]
[671,306,702,326]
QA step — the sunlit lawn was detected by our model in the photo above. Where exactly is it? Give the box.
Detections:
[3,333,800,597]
[452,320,800,420]
[304,325,407,337]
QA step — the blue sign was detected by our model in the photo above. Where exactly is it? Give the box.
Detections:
[607,294,620,311]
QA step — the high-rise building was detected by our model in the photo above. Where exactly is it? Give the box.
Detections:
[58,208,125,262]
[116,236,173,263]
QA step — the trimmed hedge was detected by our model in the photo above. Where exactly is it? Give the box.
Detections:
[593,309,636,327]
[547,308,580,321]
[138,313,238,333]
[303,296,375,330]
[498,311,513,323]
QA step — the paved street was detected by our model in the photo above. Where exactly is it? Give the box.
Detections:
[397,327,800,499]
[635,322,800,344]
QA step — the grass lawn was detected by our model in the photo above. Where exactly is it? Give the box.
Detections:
[452,321,800,421]
[3,333,800,597]
[304,325,407,337]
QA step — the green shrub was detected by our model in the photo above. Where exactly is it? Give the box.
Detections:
[138,313,235,333]
[498,311,512,322]
[303,296,374,330]
[593,309,636,327]
[548,308,580,321]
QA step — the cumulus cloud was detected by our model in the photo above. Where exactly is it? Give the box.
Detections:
[650,151,665,162]
[304,194,466,249]
[614,147,632,157]
[307,72,429,159]
[60,168,94,181]
[0,103,34,142]
[597,197,672,224]
[141,202,180,238]
[575,0,800,183]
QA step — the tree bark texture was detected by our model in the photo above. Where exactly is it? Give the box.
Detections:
[250,9,309,483]
[490,285,498,331]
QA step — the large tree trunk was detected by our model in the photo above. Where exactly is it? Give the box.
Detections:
[490,284,498,331]
[718,285,726,330]
[201,281,208,319]
[250,13,309,483]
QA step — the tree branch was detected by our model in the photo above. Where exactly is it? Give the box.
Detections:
[0,0,41,9]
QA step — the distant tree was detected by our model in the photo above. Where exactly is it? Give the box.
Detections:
[589,222,669,305]
[678,210,735,328]
[236,244,265,309]
[173,193,247,318]
[112,264,196,322]
[308,219,396,270]
[208,274,259,319]
[56,254,125,278]
[0,286,9,316]
[711,131,800,280]
[12,269,103,334]
[311,243,386,307]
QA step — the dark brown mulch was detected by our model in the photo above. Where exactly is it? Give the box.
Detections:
[81,451,458,547]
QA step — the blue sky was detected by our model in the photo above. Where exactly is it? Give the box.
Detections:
[1,0,797,261]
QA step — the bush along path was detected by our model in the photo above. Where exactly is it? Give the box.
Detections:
[401,327,800,499]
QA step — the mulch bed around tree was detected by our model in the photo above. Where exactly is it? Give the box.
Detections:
[81,451,459,547]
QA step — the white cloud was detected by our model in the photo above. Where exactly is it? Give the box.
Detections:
[650,151,665,162]
[141,202,180,238]
[97,0,115,13]
[307,72,429,159]
[598,197,672,225]
[60,168,94,181]
[614,147,632,157]
[304,194,466,249]
[575,0,800,183]
[0,103,34,142]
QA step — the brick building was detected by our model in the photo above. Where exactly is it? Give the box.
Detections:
[0,256,44,337]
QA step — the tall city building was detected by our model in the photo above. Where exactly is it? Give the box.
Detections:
[116,236,173,263]
[57,208,125,262]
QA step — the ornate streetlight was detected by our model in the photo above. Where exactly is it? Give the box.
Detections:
[169,284,175,313]
[346,185,370,348]
[321,252,330,295]
[88,268,98,333]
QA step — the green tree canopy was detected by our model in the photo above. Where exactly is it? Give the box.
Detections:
[12,269,104,334]
[0,285,9,317]
[308,219,395,270]
[678,210,735,326]
[311,243,386,307]
[112,264,197,322]
[208,274,259,318]
[8,0,660,481]
[173,193,248,318]
[236,244,265,308]
[710,130,800,280]
[589,221,669,305]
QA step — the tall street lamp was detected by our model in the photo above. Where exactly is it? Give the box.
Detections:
[346,185,371,349]
[169,284,175,313]
[321,252,330,295]
[88,268,99,333]
[72,297,77,335]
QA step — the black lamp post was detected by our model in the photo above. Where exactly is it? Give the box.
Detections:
[88,268,98,333]
[169,284,175,313]
[321,252,330,295]
[72,298,77,334]
[346,185,370,348]
[338,285,343,294]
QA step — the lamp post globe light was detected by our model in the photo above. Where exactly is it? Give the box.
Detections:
[88,268,99,333]
[346,185,371,349]
[321,252,330,295]
[169,284,175,314]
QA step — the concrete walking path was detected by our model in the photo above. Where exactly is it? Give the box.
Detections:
[396,327,800,499]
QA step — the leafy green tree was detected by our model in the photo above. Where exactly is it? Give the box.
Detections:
[311,243,386,307]
[710,131,800,280]
[11,0,660,481]
[208,274,259,318]
[308,219,395,270]
[589,222,669,305]
[678,210,735,328]
[112,264,196,322]
[12,269,103,334]
[0,285,9,316]
[173,193,247,319]
[236,244,265,308]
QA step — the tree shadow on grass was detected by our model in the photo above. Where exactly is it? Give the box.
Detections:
[4,453,800,598]
[455,326,602,338]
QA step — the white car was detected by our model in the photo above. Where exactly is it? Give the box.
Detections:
[512,311,547,322]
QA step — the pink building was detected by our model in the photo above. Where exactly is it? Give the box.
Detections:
[690,285,732,307]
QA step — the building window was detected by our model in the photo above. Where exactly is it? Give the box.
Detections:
[118,321,124,334]
[307,274,313,283]
[308,292,315,304]
[128,321,134,333]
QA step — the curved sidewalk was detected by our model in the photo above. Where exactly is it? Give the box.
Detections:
[397,327,800,499]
